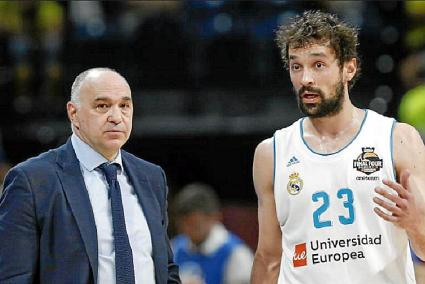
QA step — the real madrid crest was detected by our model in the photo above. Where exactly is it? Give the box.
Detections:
[287,172,303,195]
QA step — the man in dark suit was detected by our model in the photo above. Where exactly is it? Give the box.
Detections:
[0,68,181,284]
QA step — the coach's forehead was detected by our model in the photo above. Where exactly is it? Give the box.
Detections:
[80,71,130,98]
[84,70,123,85]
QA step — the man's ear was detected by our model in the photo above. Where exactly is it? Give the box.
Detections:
[67,101,80,129]
[344,58,357,82]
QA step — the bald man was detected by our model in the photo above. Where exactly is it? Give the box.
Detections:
[0,68,180,284]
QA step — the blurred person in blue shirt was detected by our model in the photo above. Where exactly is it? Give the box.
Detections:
[172,183,253,284]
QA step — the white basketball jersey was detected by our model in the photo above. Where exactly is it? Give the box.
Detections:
[273,110,416,284]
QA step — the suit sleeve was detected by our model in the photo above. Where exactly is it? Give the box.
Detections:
[0,167,39,284]
[158,167,181,284]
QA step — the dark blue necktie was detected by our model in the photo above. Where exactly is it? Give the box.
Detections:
[98,163,135,284]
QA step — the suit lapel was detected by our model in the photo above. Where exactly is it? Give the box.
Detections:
[122,154,163,266]
[56,140,98,283]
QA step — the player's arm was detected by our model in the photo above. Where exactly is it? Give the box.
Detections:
[373,123,425,260]
[251,138,282,284]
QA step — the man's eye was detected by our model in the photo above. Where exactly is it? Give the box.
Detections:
[96,104,108,110]
[316,62,324,68]
[291,64,301,71]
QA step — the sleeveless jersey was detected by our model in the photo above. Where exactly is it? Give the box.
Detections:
[273,110,416,284]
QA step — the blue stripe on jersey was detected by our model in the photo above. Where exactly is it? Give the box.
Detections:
[390,119,397,181]
[300,109,369,156]
[273,132,276,187]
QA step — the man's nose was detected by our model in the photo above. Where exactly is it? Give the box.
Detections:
[107,105,122,124]
[300,69,314,86]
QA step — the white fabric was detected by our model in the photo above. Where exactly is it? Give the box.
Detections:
[273,110,416,284]
[71,134,155,284]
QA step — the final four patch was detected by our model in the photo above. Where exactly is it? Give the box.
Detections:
[353,147,383,176]
[287,172,303,195]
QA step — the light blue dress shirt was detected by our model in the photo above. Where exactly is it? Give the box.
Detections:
[71,134,155,284]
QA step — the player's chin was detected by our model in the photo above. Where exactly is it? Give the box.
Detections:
[301,104,320,115]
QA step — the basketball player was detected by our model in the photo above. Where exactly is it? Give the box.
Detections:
[251,10,425,283]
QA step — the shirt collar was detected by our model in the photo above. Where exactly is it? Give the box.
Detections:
[189,223,229,254]
[71,133,123,172]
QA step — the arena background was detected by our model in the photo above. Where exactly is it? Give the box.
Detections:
[0,1,424,256]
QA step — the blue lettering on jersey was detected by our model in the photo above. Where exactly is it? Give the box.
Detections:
[312,188,355,229]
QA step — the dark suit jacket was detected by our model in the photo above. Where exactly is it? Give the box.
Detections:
[0,139,180,284]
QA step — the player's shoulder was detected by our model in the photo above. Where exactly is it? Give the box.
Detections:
[392,122,424,168]
[364,109,395,127]
[254,120,301,162]
[254,137,274,162]
[392,122,425,174]
[393,122,423,145]
[253,137,274,172]
[276,119,302,134]
[253,138,274,190]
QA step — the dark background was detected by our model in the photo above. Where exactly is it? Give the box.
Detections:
[0,0,422,209]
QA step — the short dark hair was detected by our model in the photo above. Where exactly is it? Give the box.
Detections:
[173,183,220,216]
[275,10,361,89]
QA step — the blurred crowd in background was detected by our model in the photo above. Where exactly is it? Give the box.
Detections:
[0,1,424,282]
[0,0,424,195]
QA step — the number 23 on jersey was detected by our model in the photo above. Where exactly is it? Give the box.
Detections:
[312,188,355,229]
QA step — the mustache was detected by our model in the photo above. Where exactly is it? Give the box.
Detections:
[297,86,324,97]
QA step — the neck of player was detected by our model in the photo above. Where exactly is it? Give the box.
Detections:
[304,95,366,154]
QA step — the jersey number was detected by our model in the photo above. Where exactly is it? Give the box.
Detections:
[312,188,355,229]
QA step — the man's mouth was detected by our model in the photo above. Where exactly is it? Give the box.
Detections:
[301,92,321,103]
[105,130,124,134]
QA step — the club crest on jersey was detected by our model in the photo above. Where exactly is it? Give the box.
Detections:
[353,147,383,175]
[287,172,303,195]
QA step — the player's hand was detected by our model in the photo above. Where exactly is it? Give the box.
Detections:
[373,170,425,233]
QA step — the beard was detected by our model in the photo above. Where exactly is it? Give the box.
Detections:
[295,79,345,118]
